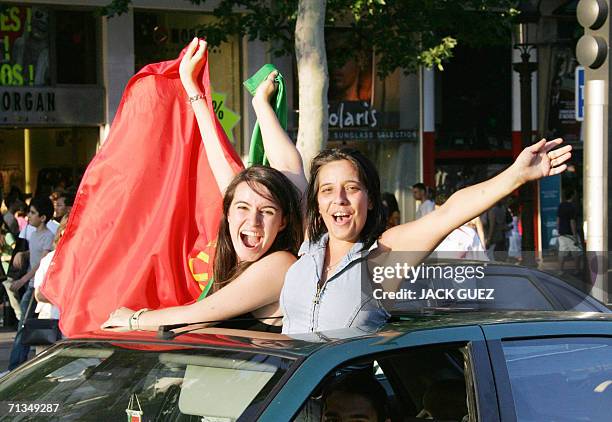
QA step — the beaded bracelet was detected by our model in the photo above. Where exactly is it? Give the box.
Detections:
[187,93,205,104]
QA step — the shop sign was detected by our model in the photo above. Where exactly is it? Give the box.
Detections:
[288,128,417,142]
[329,101,378,128]
[211,91,240,143]
[0,87,104,126]
[575,66,584,122]
[329,128,417,142]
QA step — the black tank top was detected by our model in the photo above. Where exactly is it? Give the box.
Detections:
[216,313,282,333]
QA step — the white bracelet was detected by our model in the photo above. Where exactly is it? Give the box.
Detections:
[129,308,149,330]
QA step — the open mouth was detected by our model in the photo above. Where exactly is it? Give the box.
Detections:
[240,230,263,248]
[332,212,352,225]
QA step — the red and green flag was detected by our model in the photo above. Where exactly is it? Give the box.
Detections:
[41,42,242,336]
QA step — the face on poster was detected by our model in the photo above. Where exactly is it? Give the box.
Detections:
[0,5,50,86]
[326,29,373,104]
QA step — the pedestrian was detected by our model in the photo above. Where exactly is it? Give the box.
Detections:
[6,196,54,371]
[507,201,522,262]
[34,214,69,354]
[381,192,400,228]
[412,183,435,219]
[557,190,582,274]
[52,189,74,222]
[486,200,509,260]
[433,193,488,260]
[1,197,21,237]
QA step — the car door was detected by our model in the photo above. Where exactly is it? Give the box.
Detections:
[482,321,612,422]
[259,325,501,422]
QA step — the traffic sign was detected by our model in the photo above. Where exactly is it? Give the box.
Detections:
[576,65,585,121]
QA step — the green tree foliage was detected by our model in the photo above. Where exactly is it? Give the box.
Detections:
[102,0,516,75]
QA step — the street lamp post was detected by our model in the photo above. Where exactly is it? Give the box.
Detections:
[513,0,541,263]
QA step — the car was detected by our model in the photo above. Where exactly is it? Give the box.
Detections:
[387,259,610,313]
[0,311,610,421]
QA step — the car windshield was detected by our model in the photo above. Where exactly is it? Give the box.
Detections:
[0,341,295,421]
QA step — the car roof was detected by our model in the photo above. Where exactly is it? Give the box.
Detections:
[69,311,612,358]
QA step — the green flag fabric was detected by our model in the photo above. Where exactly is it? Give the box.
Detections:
[243,64,288,166]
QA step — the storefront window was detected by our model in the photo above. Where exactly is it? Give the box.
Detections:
[0,127,98,195]
[56,10,97,85]
[134,10,242,148]
[436,45,512,151]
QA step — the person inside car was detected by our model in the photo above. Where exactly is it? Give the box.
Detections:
[321,372,390,422]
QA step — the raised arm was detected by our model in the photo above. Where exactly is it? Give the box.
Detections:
[102,251,295,330]
[381,138,571,253]
[180,38,238,193]
[251,71,308,195]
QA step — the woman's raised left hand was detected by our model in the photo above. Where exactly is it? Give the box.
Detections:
[253,70,279,105]
[101,307,135,329]
[513,138,572,184]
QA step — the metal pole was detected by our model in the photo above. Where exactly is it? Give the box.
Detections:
[24,128,31,195]
[513,53,538,263]
[418,66,424,185]
[584,79,608,303]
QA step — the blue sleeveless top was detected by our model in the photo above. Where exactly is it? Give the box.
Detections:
[280,234,389,334]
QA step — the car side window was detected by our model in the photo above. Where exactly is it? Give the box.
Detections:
[292,343,477,422]
[502,336,612,421]
[536,273,603,311]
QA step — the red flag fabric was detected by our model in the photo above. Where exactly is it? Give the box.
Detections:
[41,44,243,337]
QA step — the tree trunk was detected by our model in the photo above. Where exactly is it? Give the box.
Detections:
[295,0,328,177]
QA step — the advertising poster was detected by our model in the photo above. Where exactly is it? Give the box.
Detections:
[547,46,581,143]
[0,5,50,86]
[326,28,373,104]
[539,174,561,252]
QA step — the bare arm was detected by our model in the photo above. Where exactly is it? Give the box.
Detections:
[12,250,28,269]
[486,209,495,245]
[35,287,49,303]
[474,216,487,249]
[180,38,238,193]
[251,72,308,196]
[10,249,49,292]
[380,139,571,253]
[102,251,295,330]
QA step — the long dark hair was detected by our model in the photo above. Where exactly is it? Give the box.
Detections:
[213,166,303,291]
[306,148,386,249]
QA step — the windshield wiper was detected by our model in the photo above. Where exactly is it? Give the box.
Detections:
[157,317,283,340]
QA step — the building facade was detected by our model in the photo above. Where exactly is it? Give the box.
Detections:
[1,0,422,223]
[423,0,583,253]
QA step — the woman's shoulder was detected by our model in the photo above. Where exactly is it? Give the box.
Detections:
[232,251,297,286]
[250,250,297,269]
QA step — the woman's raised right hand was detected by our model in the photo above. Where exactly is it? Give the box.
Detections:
[179,37,207,96]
